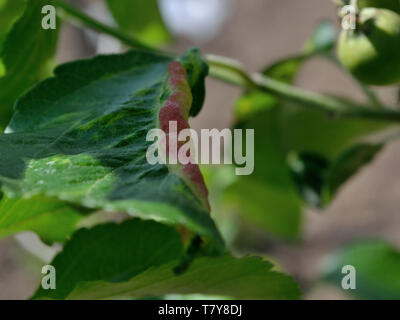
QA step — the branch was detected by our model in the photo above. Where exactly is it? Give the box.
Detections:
[207,54,400,122]
[54,0,155,51]
[55,0,400,123]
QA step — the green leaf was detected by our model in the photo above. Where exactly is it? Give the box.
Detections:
[0,58,5,77]
[226,99,302,240]
[228,19,383,237]
[284,110,387,207]
[338,0,400,14]
[68,256,301,300]
[231,60,385,238]
[0,195,84,243]
[262,55,306,84]
[0,0,25,49]
[33,219,301,300]
[260,19,385,161]
[178,48,209,117]
[287,151,329,208]
[224,177,302,240]
[33,219,185,299]
[0,49,222,246]
[303,20,337,56]
[234,91,278,121]
[261,21,337,84]
[324,143,383,202]
[260,20,385,162]
[277,104,386,160]
[260,20,384,160]
[106,0,171,46]
[288,143,382,208]
[229,93,385,236]
[321,240,400,300]
[0,0,59,129]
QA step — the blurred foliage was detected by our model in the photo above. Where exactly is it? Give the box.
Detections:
[106,0,171,46]
[262,21,337,85]
[0,196,84,244]
[321,240,400,299]
[288,143,382,207]
[212,21,391,241]
[0,0,59,130]
[0,0,25,49]
[228,101,303,240]
[303,20,337,56]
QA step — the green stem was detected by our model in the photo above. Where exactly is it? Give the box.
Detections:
[207,56,400,122]
[252,74,400,121]
[205,54,257,90]
[55,0,400,123]
[54,0,154,51]
[359,83,383,108]
[350,0,359,12]
[328,56,383,107]
[208,54,400,122]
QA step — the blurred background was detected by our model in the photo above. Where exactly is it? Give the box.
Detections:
[1,0,400,299]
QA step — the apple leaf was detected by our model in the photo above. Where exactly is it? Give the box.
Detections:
[0,0,59,129]
[288,143,383,208]
[261,21,337,84]
[0,48,223,246]
[321,240,400,299]
[33,219,301,300]
[0,0,25,49]
[0,195,84,243]
[226,101,302,240]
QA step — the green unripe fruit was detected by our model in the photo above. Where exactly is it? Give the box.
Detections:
[337,8,400,85]
[339,0,400,13]
[359,0,400,13]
